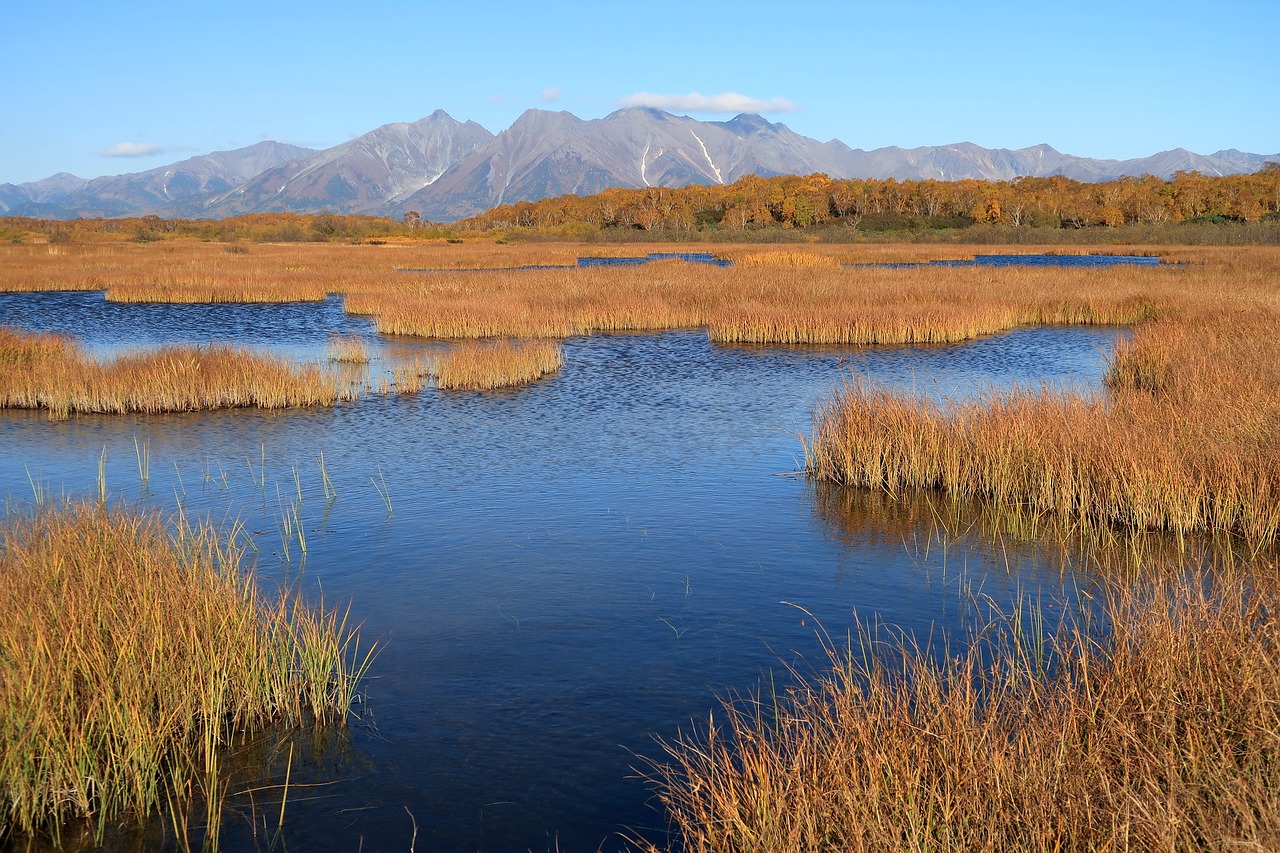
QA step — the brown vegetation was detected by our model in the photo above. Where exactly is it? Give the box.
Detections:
[0,502,370,843]
[347,246,1182,344]
[4,168,1279,250]
[325,333,370,364]
[434,339,563,390]
[806,252,1280,546]
[5,244,1279,541]
[639,557,1280,852]
[463,168,1280,234]
[0,325,353,419]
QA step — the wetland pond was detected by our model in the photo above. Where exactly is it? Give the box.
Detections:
[1,291,1127,851]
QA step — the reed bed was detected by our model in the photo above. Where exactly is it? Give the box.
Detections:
[347,256,1182,345]
[0,241,675,298]
[0,326,353,419]
[807,301,1280,546]
[727,249,844,268]
[434,339,563,390]
[325,333,370,364]
[0,241,1201,347]
[0,325,78,365]
[639,561,1280,852]
[0,502,371,844]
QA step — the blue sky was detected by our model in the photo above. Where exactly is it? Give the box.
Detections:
[2,0,1277,185]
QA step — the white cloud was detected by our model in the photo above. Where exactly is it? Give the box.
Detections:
[616,91,797,114]
[541,87,560,103]
[96,141,167,158]
[258,133,314,148]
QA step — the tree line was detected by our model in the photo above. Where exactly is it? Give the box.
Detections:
[458,167,1280,235]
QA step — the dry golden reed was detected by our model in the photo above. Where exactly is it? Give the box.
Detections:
[727,249,843,268]
[801,247,1280,546]
[390,358,429,395]
[807,302,1280,547]
[0,502,371,843]
[0,326,354,419]
[638,563,1280,852]
[0,241,1177,346]
[434,339,563,390]
[347,248,1178,345]
[0,325,78,365]
[325,333,370,364]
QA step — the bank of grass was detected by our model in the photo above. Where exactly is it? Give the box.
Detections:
[638,557,1280,852]
[434,339,563,390]
[0,326,354,418]
[727,249,844,268]
[0,502,372,845]
[348,256,1180,343]
[806,303,1280,548]
[0,242,1191,345]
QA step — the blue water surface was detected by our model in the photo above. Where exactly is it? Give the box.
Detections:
[0,292,1128,851]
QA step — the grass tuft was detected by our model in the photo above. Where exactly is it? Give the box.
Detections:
[434,339,563,390]
[807,304,1280,547]
[0,502,373,845]
[324,333,370,364]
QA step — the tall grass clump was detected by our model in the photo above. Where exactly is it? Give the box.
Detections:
[807,302,1280,547]
[638,562,1280,851]
[728,249,843,268]
[0,502,372,845]
[0,326,78,366]
[434,339,563,390]
[0,326,355,419]
[390,358,428,395]
[324,333,370,364]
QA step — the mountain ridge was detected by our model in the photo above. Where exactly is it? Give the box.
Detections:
[4,109,1276,222]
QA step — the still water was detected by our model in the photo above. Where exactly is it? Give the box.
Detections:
[1,292,1125,851]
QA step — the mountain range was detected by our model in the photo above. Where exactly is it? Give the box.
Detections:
[3,108,1276,222]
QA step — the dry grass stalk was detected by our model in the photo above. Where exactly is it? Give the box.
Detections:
[639,563,1280,852]
[325,333,370,364]
[434,340,563,390]
[0,326,354,419]
[347,251,1179,345]
[0,502,371,843]
[391,359,428,395]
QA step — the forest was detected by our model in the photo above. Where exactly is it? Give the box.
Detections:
[458,166,1280,235]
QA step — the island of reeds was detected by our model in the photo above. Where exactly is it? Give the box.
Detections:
[434,339,563,390]
[0,326,354,419]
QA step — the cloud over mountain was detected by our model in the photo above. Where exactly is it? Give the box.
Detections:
[616,92,797,114]
[95,142,171,158]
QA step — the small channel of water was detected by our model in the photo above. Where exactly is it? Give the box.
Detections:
[0,292,1127,850]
